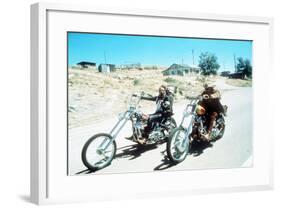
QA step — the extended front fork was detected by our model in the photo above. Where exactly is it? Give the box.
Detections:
[177,103,196,151]
[98,111,132,151]
[175,114,194,153]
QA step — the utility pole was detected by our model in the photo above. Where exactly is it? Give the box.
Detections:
[233,54,237,72]
[192,49,195,65]
[104,51,107,64]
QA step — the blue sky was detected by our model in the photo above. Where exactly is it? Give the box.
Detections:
[68,32,252,72]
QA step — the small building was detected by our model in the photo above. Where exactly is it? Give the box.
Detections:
[120,63,143,70]
[220,71,231,77]
[77,61,96,69]
[98,64,116,73]
[228,70,246,79]
[162,64,201,76]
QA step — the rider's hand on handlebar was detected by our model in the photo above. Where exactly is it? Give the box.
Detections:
[141,114,149,120]
[185,95,199,100]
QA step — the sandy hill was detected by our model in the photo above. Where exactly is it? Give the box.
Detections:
[68,68,239,128]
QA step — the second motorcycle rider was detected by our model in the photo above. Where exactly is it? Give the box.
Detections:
[139,85,174,144]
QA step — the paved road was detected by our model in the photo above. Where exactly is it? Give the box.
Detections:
[68,81,252,175]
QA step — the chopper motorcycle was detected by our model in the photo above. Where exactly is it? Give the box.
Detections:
[82,92,177,171]
[166,95,226,163]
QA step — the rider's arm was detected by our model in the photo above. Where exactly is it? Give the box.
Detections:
[167,95,173,110]
[141,96,157,101]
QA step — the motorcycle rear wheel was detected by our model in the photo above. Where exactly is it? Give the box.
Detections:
[81,133,116,171]
[167,127,190,163]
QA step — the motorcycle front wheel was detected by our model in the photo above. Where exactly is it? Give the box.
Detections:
[166,127,190,163]
[82,133,116,171]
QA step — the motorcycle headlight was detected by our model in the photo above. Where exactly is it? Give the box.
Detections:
[163,101,170,108]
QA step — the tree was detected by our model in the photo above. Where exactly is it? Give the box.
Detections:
[198,52,220,75]
[236,57,252,78]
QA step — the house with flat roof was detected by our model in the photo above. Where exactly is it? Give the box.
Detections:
[98,64,116,73]
[77,61,96,69]
[162,63,201,76]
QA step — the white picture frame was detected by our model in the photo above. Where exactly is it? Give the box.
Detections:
[30,2,274,205]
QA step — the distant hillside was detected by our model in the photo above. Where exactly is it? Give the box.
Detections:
[68,68,216,128]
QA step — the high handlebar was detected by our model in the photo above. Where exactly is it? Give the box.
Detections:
[132,91,151,98]
[185,95,200,100]
[129,92,144,109]
[185,95,211,101]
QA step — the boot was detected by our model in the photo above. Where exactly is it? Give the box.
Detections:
[202,132,211,142]
[125,135,134,141]
[137,137,147,145]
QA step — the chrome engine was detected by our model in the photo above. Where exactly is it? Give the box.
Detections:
[148,128,164,143]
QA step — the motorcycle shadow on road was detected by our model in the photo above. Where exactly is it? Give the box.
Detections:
[75,141,216,175]
[154,141,215,171]
[75,143,160,175]
[189,140,214,157]
[114,143,159,160]
[76,144,161,175]
[154,153,177,171]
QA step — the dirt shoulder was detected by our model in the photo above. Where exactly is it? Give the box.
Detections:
[225,78,252,87]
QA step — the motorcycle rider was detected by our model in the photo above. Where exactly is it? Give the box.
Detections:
[138,85,173,144]
[199,84,226,141]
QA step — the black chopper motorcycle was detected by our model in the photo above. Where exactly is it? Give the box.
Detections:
[82,92,177,171]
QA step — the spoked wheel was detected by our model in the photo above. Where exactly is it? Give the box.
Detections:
[167,127,190,163]
[82,133,116,171]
